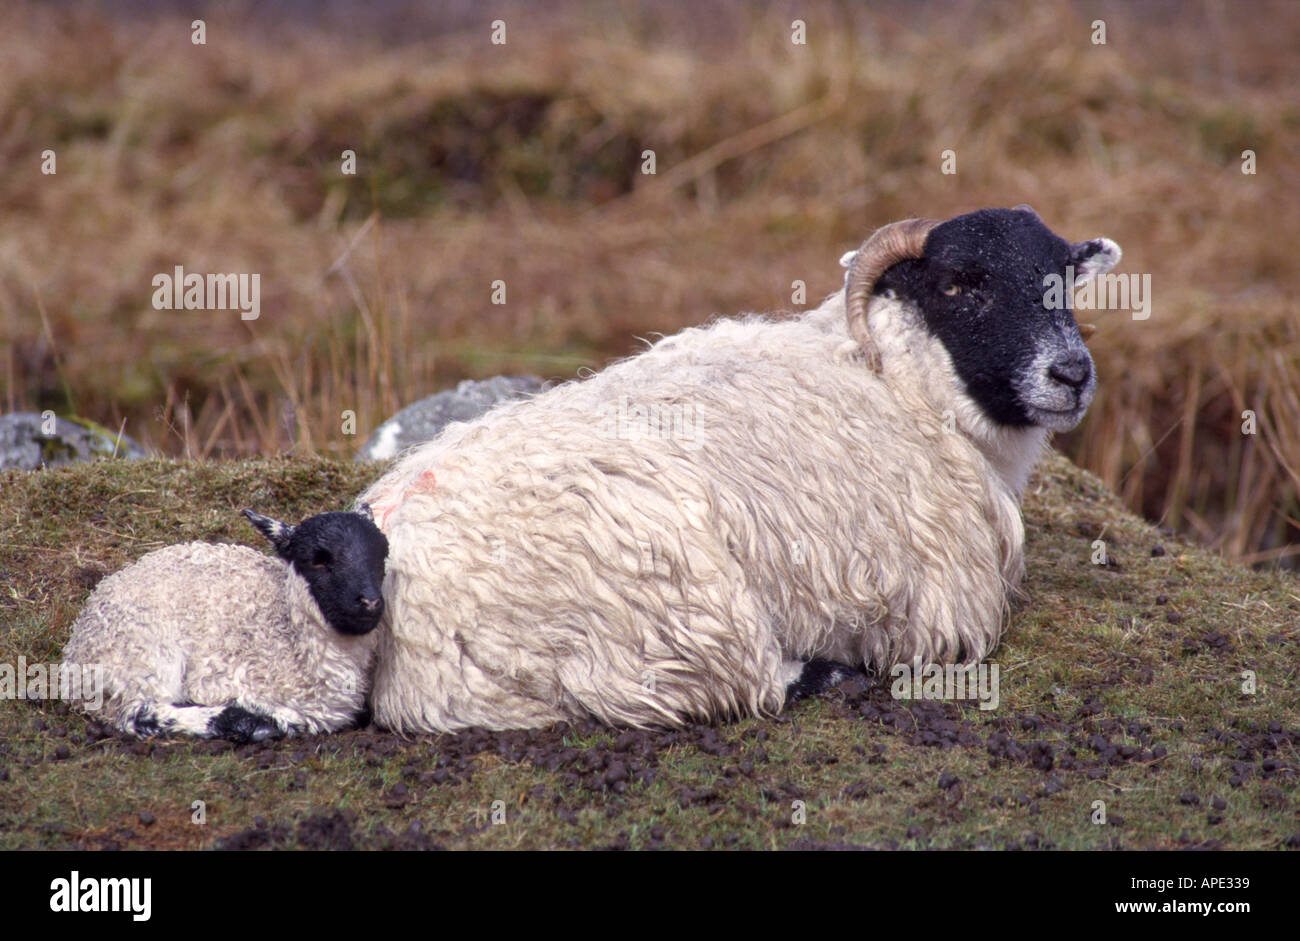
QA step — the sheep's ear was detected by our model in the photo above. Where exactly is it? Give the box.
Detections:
[242,509,295,555]
[356,503,374,522]
[1070,238,1122,285]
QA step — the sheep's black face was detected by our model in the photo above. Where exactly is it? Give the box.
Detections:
[244,508,389,636]
[873,207,1120,432]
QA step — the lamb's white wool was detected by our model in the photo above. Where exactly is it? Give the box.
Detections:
[359,288,1038,733]
[62,541,378,738]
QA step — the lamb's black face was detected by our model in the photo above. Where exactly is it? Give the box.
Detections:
[872,207,1118,431]
[243,508,389,636]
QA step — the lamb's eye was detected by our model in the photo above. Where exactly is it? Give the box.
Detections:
[312,550,333,568]
[942,284,961,296]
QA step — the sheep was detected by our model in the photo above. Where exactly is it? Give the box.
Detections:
[358,206,1121,733]
[61,505,389,742]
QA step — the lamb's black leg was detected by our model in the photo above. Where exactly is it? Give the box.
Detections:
[785,659,862,702]
[209,705,285,744]
[127,706,163,738]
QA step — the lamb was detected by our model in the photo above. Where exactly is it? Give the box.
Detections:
[61,505,389,742]
[358,206,1121,733]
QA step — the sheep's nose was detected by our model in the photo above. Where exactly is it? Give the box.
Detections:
[1048,352,1091,389]
[359,595,383,613]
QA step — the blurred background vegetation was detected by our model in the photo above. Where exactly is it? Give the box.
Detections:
[1,0,1297,567]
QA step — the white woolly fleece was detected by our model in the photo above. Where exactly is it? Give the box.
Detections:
[62,542,378,736]
[359,290,1046,733]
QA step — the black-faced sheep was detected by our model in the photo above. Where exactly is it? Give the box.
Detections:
[61,506,388,742]
[358,206,1121,732]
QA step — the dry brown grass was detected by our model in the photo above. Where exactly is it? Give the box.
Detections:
[2,0,1298,563]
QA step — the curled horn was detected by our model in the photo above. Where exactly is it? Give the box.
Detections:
[844,217,938,372]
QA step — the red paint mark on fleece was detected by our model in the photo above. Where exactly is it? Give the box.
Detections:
[371,470,438,531]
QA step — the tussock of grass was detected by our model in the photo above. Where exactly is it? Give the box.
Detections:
[0,452,1295,850]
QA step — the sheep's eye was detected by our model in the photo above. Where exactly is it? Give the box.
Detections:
[312,550,333,568]
[942,284,961,296]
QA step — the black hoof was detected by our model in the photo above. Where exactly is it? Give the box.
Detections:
[786,659,862,702]
[210,705,285,744]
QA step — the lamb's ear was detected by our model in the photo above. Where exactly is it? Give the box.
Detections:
[356,503,374,522]
[241,509,295,556]
[1070,238,1122,285]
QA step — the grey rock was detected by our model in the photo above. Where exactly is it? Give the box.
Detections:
[356,376,550,462]
[0,412,147,471]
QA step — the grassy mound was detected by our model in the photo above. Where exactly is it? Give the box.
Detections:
[0,452,1295,850]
